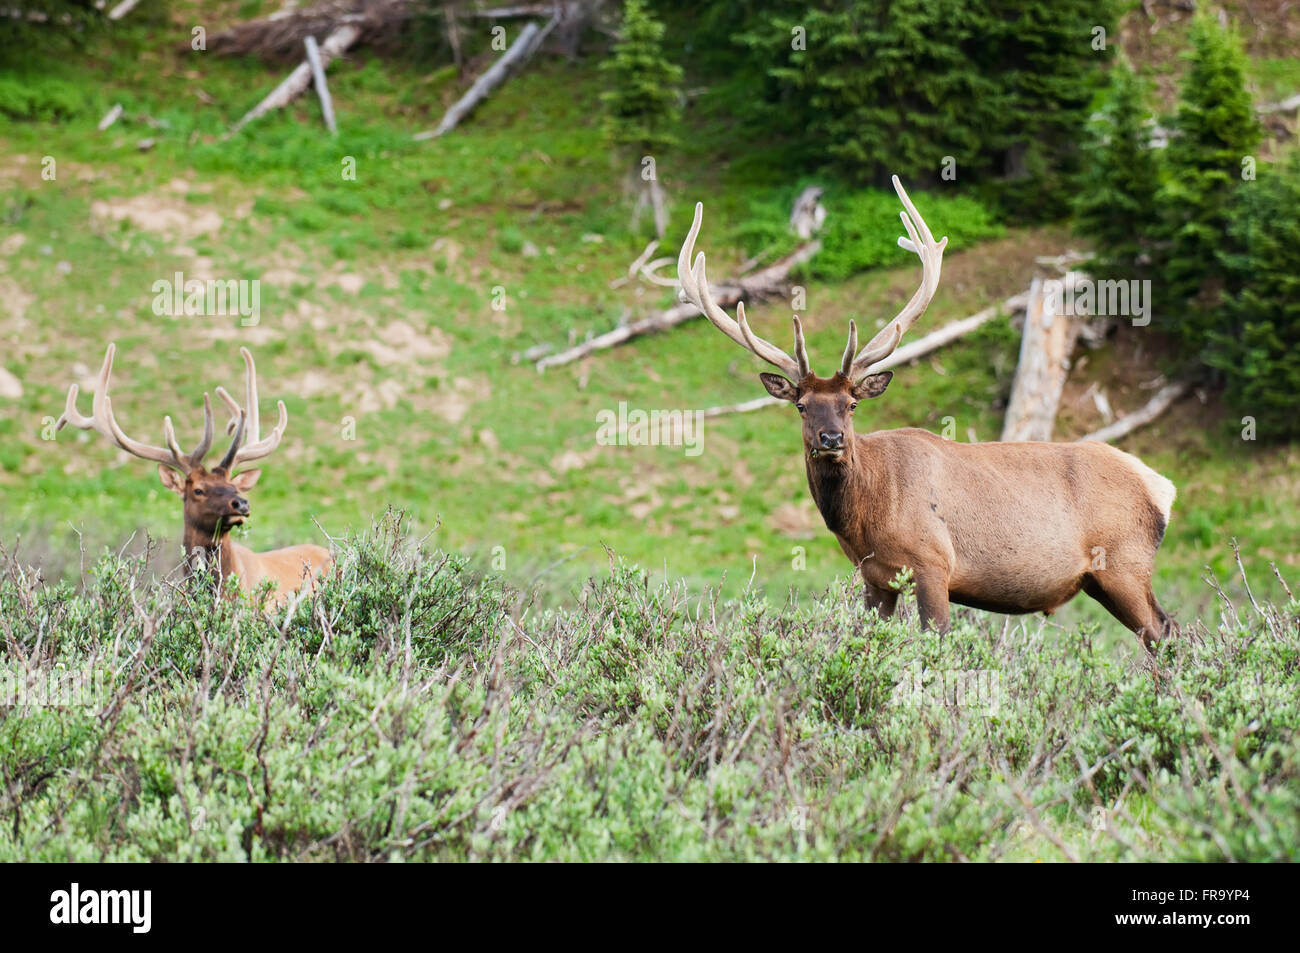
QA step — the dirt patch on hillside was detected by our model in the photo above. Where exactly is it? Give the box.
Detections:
[91,192,223,242]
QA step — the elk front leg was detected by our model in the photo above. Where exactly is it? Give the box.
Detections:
[913,571,951,633]
[863,582,898,620]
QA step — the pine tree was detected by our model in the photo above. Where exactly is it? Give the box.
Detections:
[738,0,1119,219]
[1156,13,1260,355]
[1212,155,1300,441]
[1073,59,1161,284]
[600,0,683,236]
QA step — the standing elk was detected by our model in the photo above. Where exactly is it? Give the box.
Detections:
[57,344,332,607]
[678,176,1176,651]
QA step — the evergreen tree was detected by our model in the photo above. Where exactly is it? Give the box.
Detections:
[1212,155,1300,441]
[737,0,1118,219]
[1156,13,1260,355]
[599,0,683,237]
[1073,59,1161,284]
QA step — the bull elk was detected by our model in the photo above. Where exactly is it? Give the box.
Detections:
[678,176,1176,651]
[57,344,332,607]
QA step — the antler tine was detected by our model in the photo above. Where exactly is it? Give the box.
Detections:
[178,393,215,468]
[232,400,287,467]
[212,347,286,468]
[791,315,811,379]
[847,175,948,379]
[57,345,115,436]
[217,346,261,441]
[216,409,246,472]
[101,396,187,469]
[839,320,858,377]
[241,346,260,445]
[678,203,804,380]
[58,344,187,469]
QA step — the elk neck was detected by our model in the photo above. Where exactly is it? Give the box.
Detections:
[804,436,872,537]
[181,518,238,582]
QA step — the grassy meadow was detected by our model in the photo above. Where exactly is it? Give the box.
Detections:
[0,2,1297,861]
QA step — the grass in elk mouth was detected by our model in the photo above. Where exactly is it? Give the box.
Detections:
[0,522,1295,861]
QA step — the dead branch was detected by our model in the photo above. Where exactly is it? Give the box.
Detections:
[304,35,340,135]
[107,0,141,20]
[414,16,557,141]
[1078,381,1189,444]
[535,240,823,371]
[222,23,362,140]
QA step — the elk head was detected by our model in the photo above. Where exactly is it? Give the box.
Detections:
[57,344,288,546]
[678,176,947,463]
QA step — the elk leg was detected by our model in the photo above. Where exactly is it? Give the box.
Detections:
[914,572,951,633]
[863,582,898,620]
[1082,574,1167,653]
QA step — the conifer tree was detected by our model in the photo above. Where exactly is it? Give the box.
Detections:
[600,0,683,237]
[1073,59,1161,284]
[1156,13,1260,354]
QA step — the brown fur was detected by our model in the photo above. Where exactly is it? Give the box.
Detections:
[159,464,332,608]
[762,370,1176,651]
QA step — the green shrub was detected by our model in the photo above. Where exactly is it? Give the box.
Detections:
[0,521,1295,861]
[0,74,85,121]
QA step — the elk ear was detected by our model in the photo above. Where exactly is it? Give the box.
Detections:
[231,468,262,491]
[759,373,799,402]
[158,465,186,497]
[852,371,893,401]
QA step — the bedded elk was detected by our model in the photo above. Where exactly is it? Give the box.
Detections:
[677,176,1176,651]
[57,344,332,607]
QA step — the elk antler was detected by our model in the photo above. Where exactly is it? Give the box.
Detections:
[843,175,948,380]
[57,343,216,472]
[678,202,810,381]
[215,347,287,469]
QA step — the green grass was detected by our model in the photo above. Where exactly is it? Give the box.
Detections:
[0,3,1296,649]
[1,523,1295,861]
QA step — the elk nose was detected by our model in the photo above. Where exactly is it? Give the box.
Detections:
[232,497,250,516]
[819,431,844,450]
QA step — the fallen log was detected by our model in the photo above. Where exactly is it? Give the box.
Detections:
[1079,381,1189,444]
[696,292,1028,418]
[208,1,404,60]
[414,16,556,141]
[535,240,823,371]
[221,23,362,140]
[1001,277,1084,442]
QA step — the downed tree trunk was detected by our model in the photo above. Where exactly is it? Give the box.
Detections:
[535,240,823,371]
[221,23,362,140]
[698,292,1028,418]
[208,0,406,60]
[1000,277,1084,442]
[107,0,142,19]
[304,35,340,135]
[414,17,555,141]
[1079,381,1189,444]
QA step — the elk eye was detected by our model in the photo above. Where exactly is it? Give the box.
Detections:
[192,488,204,497]
[849,402,858,411]
[795,403,806,413]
